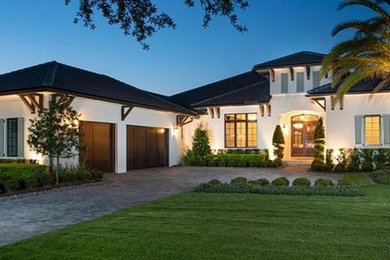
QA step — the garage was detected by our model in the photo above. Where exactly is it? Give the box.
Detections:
[127,126,168,170]
[80,121,115,172]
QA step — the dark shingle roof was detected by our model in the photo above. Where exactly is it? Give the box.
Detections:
[192,79,270,107]
[254,51,326,70]
[0,61,196,115]
[169,71,268,108]
[307,78,390,96]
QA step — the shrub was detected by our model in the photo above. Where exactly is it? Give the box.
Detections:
[227,160,237,167]
[313,118,325,165]
[207,159,218,167]
[193,182,364,197]
[23,174,40,189]
[314,178,334,187]
[248,178,269,186]
[208,179,222,185]
[346,149,360,172]
[272,125,285,161]
[271,177,289,186]
[217,159,226,167]
[181,149,198,166]
[325,149,335,171]
[311,159,326,172]
[374,149,390,170]
[4,179,21,192]
[88,169,104,181]
[192,124,211,162]
[0,164,49,192]
[248,160,258,167]
[370,169,390,185]
[292,177,311,187]
[230,177,247,184]
[360,149,374,172]
[237,159,247,167]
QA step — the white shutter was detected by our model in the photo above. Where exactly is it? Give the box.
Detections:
[355,115,363,145]
[383,115,390,145]
[0,119,4,157]
[17,118,24,158]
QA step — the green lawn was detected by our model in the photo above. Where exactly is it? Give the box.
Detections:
[1,174,390,259]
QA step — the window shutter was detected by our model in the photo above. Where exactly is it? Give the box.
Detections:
[281,73,288,93]
[0,119,4,157]
[354,115,363,145]
[383,115,390,145]
[17,118,24,158]
[296,72,304,92]
[312,71,320,89]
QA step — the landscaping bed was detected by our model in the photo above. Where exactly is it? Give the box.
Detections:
[193,176,365,197]
[0,163,103,196]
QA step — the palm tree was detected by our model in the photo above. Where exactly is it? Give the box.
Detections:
[321,0,390,99]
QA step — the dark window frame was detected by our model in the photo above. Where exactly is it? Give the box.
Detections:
[7,118,18,157]
[224,113,257,148]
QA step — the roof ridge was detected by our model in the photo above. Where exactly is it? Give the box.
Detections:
[254,51,326,68]
[192,79,268,106]
[142,90,198,115]
[42,61,58,86]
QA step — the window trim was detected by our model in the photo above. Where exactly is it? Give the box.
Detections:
[363,115,382,146]
[224,113,258,148]
[6,118,18,157]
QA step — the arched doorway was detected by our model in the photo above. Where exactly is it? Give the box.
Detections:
[291,115,319,157]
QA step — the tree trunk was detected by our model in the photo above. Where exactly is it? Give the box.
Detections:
[55,157,60,185]
[49,156,54,173]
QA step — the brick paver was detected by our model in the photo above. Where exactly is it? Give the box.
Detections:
[0,166,342,246]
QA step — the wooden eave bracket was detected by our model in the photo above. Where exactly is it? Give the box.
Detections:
[19,93,44,114]
[176,115,193,127]
[270,69,275,82]
[306,66,311,80]
[51,93,75,108]
[208,107,215,119]
[330,95,344,110]
[289,67,295,81]
[259,103,271,117]
[312,97,326,112]
[121,105,134,121]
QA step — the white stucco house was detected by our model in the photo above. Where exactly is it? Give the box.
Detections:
[1,51,389,172]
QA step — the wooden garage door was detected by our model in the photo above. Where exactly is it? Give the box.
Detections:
[80,121,114,172]
[127,126,168,170]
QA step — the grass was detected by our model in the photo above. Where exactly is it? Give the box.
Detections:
[1,173,390,259]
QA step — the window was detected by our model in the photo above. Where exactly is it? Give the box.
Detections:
[365,115,381,145]
[312,71,320,89]
[7,118,18,157]
[296,72,304,92]
[225,113,257,148]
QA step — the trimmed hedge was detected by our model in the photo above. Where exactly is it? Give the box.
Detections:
[248,178,269,186]
[0,163,103,194]
[0,159,38,164]
[315,178,334,187]
[292,177,311,187]
[230,177,247,184]
[271,177,289,186]
[370,169,390,185]
[205,154,268,168]
[193,183,364,197]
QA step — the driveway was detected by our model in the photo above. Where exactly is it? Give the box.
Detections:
[0,166,341,246]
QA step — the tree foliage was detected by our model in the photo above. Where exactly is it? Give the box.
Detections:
[27,101,82,184]
[272,125,285,161]
[65,0,249,49]
[192,124,211,161]
[321,0,390,99]
[313,117,325,162]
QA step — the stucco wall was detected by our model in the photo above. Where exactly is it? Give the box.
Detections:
[0,93,182,173]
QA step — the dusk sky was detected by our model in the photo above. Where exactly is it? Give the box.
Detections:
[0,1,370,95]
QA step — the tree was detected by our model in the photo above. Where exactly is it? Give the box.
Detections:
[192,124,211,162]
[311,118,326,171]
[321,0,390,99]
[27,101,82,184]
[272,125,285,162]
[64,0,249,49]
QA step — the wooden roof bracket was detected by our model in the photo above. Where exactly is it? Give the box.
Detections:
[51,93,75,108]
[306,66,311,80]
[312,97,326,112]
[259,103,271,117]
[121,105,134,121]
[176,115,193,128]
[289,67,294,81]
[270,69,275,82]
[208,107,215,119]
[19,93,44,114]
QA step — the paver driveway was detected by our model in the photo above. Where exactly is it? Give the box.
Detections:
[0,166,341,246]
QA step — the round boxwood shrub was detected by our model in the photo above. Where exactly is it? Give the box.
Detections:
[248,178,269,186]
[208,179,222,185]
[227,160,237,167]
[314,178,334,187]
[311,159,326,172]
[292,177,311,187]
[271,177,289,186]
[230,177,247,184]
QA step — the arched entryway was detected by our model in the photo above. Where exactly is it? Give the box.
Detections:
[291,115,319,157]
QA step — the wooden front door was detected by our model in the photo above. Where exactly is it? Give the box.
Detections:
[291,115,318,157]
[127,126,168,170]
[79,121,114,172]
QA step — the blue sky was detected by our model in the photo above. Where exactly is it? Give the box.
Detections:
[0,1,368,95]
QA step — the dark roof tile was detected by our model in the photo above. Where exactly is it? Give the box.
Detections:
[254,51,325,70]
